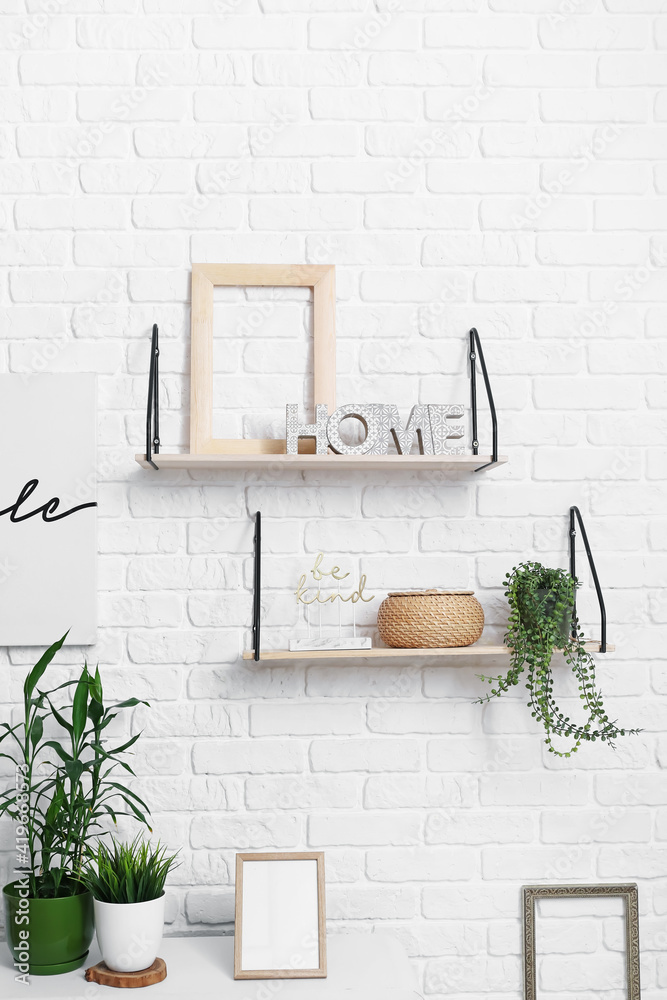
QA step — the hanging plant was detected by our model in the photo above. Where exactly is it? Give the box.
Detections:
[477,561,639,757]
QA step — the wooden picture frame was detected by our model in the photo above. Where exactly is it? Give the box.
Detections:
[190,264,336,455]
[522,884,640,1000]
[234,852,327,981]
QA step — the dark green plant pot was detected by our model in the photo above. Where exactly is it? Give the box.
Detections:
[3,881,94,976]
[522,589,573,642]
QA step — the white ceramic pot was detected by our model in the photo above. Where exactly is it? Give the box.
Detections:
[93,894,165,973]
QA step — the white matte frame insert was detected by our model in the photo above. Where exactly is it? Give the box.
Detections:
[234,852,327,981]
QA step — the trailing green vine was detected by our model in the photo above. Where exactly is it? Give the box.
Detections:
[477,561,639,757]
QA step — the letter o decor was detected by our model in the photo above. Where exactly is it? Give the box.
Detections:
[326,404,387,456]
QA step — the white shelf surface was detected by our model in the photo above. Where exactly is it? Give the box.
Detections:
[0,933,421,1000]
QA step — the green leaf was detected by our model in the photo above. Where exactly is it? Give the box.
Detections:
[72,668,90,745]
[98,733,142,757]
[87,699,103,725]
[47,699,74,737]
[24,632,68,702]
[122,797,151,827]
[64,759,85,785]
[105,781,151,811]
[0,721,19,740]
[30,714,44,750]
[110,699,150,711]
[90,666,103,704]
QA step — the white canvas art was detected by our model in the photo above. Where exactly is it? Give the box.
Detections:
[0,374,97,646]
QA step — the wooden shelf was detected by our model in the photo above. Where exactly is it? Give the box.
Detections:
[243,641,614,662]
[135,453,507,472]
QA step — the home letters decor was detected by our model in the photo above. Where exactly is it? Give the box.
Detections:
[0,374,97,645]
[286,403,465,456]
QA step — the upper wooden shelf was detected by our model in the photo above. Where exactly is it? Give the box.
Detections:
[243,641,614,662]
[135,453,507,472]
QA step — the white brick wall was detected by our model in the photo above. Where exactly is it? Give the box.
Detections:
[0,3,665,998]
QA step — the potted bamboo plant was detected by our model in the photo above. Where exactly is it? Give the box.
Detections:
[80,836,179,973]
[1,634,151,976]
[477,562,639,757]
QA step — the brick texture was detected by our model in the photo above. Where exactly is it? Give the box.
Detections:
[0,6,664,998]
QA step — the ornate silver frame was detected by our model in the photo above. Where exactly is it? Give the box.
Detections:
[522,884,640,1000]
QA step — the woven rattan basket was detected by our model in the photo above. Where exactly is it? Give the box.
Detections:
[377,589,484,649]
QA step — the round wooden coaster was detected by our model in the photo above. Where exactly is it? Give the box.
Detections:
[85,958,167,988]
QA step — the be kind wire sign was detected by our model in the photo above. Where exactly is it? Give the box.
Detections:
[290,552,375,652]
[0,374,97,646]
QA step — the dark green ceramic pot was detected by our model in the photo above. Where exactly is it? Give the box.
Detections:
[527,589,573,641]
[3,881,94,976]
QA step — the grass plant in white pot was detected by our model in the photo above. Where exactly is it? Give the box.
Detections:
[80,836,179,973]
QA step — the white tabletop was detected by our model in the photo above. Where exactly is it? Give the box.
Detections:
[0,932,422,999]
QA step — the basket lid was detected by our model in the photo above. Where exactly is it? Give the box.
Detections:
[387,589,475,597]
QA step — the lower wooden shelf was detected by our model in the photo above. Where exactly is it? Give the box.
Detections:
[243,641,613,662]
[135,453,507,472]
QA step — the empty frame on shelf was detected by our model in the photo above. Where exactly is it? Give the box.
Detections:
[190,263,336,455]
[234,852,327,980]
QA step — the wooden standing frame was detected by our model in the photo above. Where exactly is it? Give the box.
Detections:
[190,264,336,455]
[234,852,327,981]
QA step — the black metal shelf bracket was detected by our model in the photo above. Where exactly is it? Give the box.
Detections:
[145,323,160,470]
[569,506,607,653]
[252,511,262,662]
[468,328,499,472]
